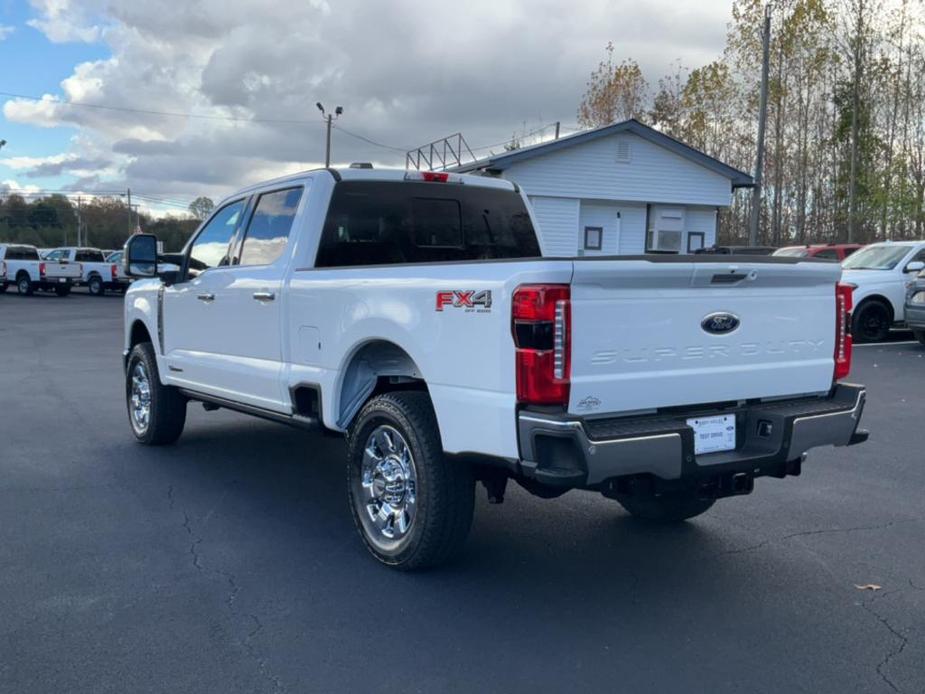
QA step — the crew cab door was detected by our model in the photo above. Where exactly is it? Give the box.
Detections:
[162,188,304,412]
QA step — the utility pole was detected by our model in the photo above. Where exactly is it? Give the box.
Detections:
[76,196,82,247]
[749,4,771,247]
[554,122,561,140]
[126,188,133,236]
[847,0,865,243]
[316,103,343,167]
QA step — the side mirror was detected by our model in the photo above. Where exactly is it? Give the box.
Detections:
[905,260,924,274]
[124,234,159,278]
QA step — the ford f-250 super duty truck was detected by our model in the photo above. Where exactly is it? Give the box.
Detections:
[0,243,83,296]
[121,167,868,569]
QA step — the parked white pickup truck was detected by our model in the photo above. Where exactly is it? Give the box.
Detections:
[840,240,925,342]
[121,168,869,569]
[45,247,127,296]
[0,243,82,296]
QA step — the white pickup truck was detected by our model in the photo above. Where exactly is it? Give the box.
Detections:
[0,243,83,296]
[121,168,869,569]
[45,247,127,296]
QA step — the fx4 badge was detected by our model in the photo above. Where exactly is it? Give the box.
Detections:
[435,290,492,313]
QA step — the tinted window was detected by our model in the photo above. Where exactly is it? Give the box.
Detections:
[314,181,540,268]
[238,188,302,266]
[13,246,40,261]
[814,248,839,259]
[76,250,105,263]
[187,200,245,277]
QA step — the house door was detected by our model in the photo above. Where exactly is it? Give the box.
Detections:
[579,202,621,255]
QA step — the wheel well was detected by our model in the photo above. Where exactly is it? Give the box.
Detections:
[129,320,152,349]
[16,270,30,281]
[336,340,426,429]
[88,272,101,279]
[856,295,894,322]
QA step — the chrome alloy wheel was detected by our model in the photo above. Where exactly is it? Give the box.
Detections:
[129,361,152,434]
[357,424,418,547]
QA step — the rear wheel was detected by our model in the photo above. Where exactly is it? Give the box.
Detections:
[126,342,187,445]
[616,491,715,522]
[88,275,104,296]
[852,300,891,343]
[0,282,7,293]
[914,331,925,346]
[346,391,474,570]
[16,275,33,296]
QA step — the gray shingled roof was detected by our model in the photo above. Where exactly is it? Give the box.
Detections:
[450,119,754,188]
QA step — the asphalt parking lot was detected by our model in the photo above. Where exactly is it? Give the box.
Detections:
[2,291,924,694]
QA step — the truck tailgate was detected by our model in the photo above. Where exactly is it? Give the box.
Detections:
[568,258,841,415]
[45,261,82,279]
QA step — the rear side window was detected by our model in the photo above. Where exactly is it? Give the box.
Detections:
[314,181,540,268]
[76,250,105,263]
[813,248,839,259]
[238,187,303,266]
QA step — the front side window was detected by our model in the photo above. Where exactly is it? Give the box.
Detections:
[187,200,245,278]
[238,188,303,266]
[314,181,539,268]
[843,245,912,271]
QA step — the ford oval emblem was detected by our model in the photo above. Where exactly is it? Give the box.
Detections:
[701,312,740,335]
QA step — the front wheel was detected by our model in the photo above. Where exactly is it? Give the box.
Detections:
[125,342,187,445]
[852,300,891,343]
[346,391,474,570]
[616,491,715,522]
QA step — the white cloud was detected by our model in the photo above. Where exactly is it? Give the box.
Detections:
[0,25,15,41]
[11,0,733,197]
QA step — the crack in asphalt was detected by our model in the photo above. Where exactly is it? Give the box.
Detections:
[713,517,924,558]
[171,486,284,693]
[859,595,910,694]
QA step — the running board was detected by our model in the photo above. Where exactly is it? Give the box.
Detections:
[179,389,321,431]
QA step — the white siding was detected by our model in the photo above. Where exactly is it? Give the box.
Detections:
[528,196,579,257]
[504,133,733,207]
[686,207,718,249]
[578,202,620,255]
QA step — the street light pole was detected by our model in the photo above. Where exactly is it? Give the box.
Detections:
[316,103,343,167]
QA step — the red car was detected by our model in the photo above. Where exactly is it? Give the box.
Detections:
[773,243,864,261]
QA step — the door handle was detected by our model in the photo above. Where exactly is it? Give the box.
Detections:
[197,292,215,302]
[252,291,275,302]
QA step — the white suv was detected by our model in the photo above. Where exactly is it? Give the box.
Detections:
[841,241,925,342]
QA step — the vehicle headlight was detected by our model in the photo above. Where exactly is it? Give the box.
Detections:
[911,291,925,305]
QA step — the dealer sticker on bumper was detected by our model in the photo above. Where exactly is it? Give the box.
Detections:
[687,414,736,455]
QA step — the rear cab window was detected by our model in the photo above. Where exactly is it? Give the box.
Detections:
[313,181,540,268]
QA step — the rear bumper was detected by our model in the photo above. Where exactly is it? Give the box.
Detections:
[35,278,74,288]
[517,384,867,492]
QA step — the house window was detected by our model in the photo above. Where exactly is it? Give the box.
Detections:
[687,232,705,253]
[584,226,603,251]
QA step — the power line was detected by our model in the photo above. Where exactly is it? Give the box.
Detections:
[332,124,410,153]
[0,90,321,125]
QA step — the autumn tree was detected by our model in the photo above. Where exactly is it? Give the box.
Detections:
[188,196,215,221]
[578,43,649,127]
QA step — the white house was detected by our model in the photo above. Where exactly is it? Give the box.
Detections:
[452,119,753,256]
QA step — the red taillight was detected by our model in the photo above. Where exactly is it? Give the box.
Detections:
[512,284,570,405]
[835,282,853,381]
[39,262,46,278]
[111,263,118,281]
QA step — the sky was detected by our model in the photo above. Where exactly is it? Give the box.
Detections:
[0,0,733,216]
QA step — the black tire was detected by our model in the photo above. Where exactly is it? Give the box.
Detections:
[88,275,105,296]
[16,274,33,296]
[346,391,474,570]
[55,285,71,297]
[0,282,7,293]
[914,331,925,346]
[125,342,187,445]
[852,300,891,343]
[616,491,715,523]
